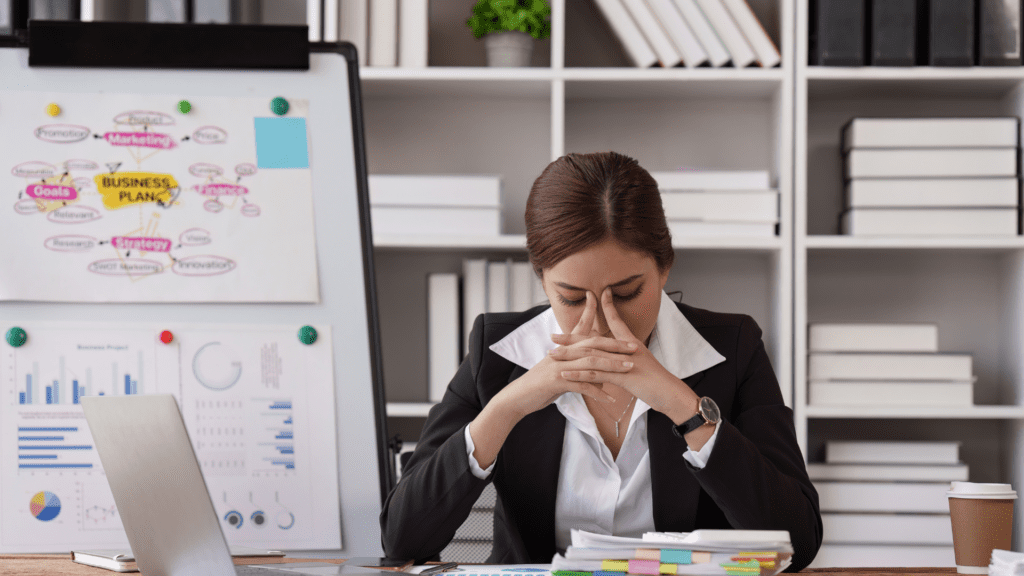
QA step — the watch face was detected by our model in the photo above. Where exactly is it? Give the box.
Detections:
[699,397,720,423]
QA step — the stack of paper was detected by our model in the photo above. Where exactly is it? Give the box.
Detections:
[369,174,503,236]
[840,118,1021,237]
[807,323,976,407]
[649,170,777,237]
[550,529,793,576]
[991,549,1024,576]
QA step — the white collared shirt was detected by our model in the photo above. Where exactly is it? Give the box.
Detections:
[464,290,726,551]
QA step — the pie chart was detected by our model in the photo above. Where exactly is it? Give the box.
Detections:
[30,491,61,521]
[192,342,243,391]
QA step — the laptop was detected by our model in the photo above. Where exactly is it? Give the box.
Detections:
[81,394,383,576]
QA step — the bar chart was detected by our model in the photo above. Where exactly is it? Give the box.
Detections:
[17,425,95,471]
[15,351,146,405]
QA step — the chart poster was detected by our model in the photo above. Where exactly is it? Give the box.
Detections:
[0,323,341,552]
[0,91,320,302]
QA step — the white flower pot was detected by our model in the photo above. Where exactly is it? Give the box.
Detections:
[484,30,534,67]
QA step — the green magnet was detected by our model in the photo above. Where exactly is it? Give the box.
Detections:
[270,97,290,116]
[298,325,317,345]
[6,327,27,347]
[177,100,192,114]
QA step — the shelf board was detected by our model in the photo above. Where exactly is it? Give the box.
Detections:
[672,236,783,251]
[373,234,783,251]
[359,66,784,99]
[803,235,1024,251]
[374,234,527,250]
[562,67,784,99]
[386,402,436,417]
[360,67,555,98]
[805,405,1024,419]
[806,66,1024,99]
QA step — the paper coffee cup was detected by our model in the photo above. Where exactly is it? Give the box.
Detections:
[947,482,1016,574]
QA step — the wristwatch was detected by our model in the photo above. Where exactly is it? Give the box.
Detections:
[672,396,721,437]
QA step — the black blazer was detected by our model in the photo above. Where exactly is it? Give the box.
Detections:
[380,301,822,571]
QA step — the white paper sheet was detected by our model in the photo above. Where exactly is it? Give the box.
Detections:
[0,322,340,552]
[0,91,320,302]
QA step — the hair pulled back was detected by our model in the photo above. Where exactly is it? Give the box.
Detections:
[525,151,674,278]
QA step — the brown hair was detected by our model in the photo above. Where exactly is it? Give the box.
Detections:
[526,151,674,277]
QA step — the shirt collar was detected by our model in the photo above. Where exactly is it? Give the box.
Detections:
[488,289,726,380]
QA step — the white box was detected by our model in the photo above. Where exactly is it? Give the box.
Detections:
[841,208,1019,237]
[825,441,960,465]
[371,206,501,236]
[808,353,973,380]
[842,117,1019,150]
[368,174,502,206]
[815,482,951,513]
[809,323,938,352]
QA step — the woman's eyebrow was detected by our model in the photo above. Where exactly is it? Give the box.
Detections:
[553,274,643,292]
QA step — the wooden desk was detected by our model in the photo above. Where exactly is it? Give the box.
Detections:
[0,558,960,576]
[0,553,346,576]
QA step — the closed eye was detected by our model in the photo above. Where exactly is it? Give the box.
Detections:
[557,285,643,307]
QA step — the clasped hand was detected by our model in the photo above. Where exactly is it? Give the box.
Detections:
[499,287,697,422]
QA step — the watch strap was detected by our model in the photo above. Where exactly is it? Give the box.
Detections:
[672,412,707,437]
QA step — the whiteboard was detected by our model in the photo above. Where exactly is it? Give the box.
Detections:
[0,45,388,555]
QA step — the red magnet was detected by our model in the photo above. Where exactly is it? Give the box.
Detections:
[159,330,174,344]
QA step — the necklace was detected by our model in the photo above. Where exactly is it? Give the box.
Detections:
[602,395,636,438]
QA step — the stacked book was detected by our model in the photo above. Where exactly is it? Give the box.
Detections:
[811,440,962,566]
[592,0,780,68]
[648,170,778,237]
[808,323,975,407]
[369,174,503,237]
[551,528,793,575]
[840,117,1022,237]
[319,0,428,67]
[428,260,547,402]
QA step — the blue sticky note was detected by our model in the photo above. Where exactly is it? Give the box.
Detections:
[254,117,309,169]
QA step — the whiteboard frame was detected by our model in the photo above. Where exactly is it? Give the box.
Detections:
[0,40,391,555]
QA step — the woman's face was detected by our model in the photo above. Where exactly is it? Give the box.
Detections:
[541,239,670,346]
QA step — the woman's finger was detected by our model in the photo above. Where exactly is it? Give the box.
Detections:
[551,333,638,353]
[575,382,616,404]
[601,287,639,344]
[550,349,634,372]
[570,291,597,335]
[560,369,624,387]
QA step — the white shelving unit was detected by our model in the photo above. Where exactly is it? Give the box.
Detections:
[365,0,793,430]
[795,0,1024,566]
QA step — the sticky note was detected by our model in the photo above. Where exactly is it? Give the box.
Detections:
[254,117,309,169]
[627,559,661,575]
[659,563,677,575]
[635,549,661,561]
[601,560,628,572]
[661,550,692,564]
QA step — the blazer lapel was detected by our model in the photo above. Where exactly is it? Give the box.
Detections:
[647,371,707,533]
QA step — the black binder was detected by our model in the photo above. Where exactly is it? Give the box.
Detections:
[871,0,917,65]
[810,0,867,65]
[929,0,976,65]
[978,0,1022,65]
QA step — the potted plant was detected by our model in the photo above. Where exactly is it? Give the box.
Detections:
[467,0,552,67]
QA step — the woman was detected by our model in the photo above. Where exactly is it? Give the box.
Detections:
[380,152,822,571]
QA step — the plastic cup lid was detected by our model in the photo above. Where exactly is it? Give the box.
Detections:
[947,482,1018,499]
